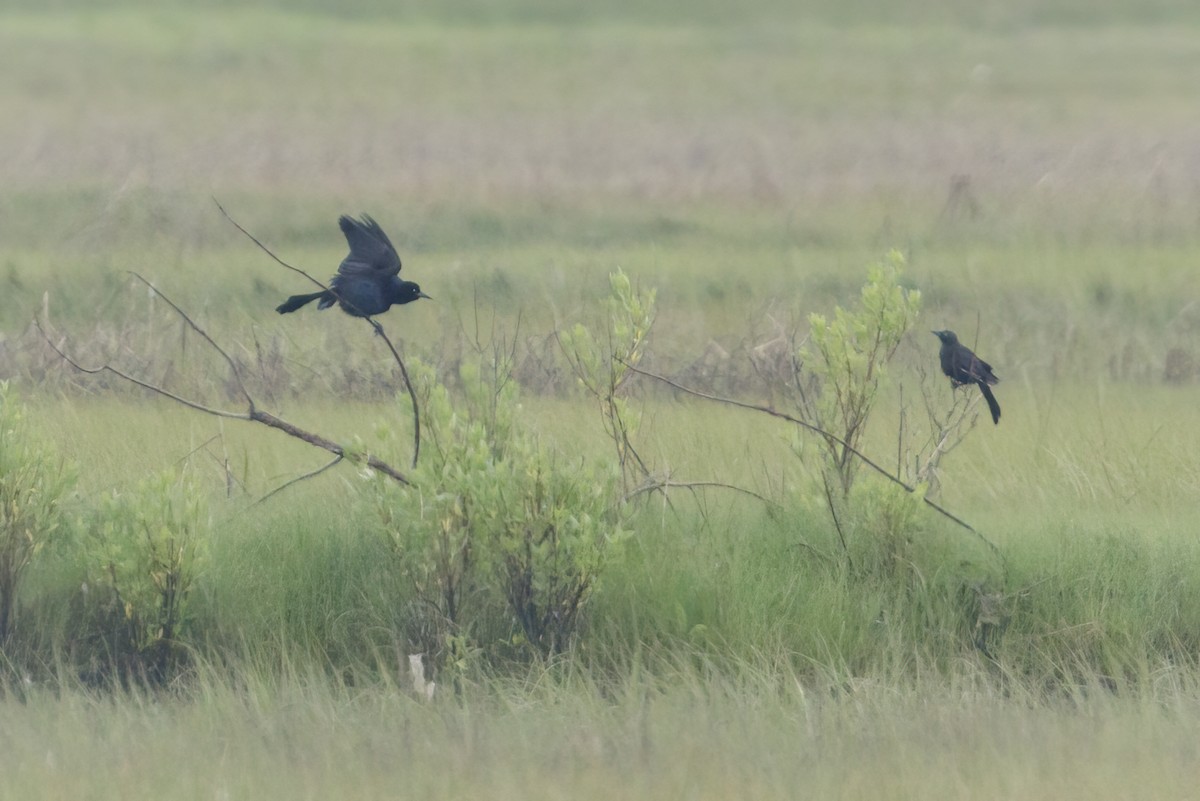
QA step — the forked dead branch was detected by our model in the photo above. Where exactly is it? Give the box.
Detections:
[35,274,412,490]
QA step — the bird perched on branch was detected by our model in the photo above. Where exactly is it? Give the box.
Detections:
[932,329,1001,424]
[276,214,430,318]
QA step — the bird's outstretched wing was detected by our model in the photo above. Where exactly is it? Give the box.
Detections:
[337,214,402,277]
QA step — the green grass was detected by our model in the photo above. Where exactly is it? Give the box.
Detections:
[3,663,1200,800]
[4,1,1200,797]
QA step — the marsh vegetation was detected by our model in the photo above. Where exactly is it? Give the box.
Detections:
[3,2,1200,797]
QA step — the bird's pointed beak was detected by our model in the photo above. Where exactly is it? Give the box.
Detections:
[418,291,433,301]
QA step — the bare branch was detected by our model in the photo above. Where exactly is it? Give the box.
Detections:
[34,318,412,486]
[624,477,775,506]
[130,272,254,409]
[366,318,421,468]
[907,362,983,489]
[821,470,851,566]
[623,360,996,553]
[247,408,409,483]
[174,434,223,467]
[35,319,248,420]
[255,455,344,505]
[171,433,246,497]
[213,197,327,291]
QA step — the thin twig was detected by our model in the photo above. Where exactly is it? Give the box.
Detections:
[367,318,421,467]
[174,434,223,467]
[213,198,327,290]
[255,455,344,505]
[794,539,836,565]
[131,272,254,409]
[36,320,248,420]
[624,478,775,506]
[820,471,851,566]
[171,432,247,497]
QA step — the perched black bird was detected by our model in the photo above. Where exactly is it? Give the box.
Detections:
[276,215,430,317]
[933,330,1001,425]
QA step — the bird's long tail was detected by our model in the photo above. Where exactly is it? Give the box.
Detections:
[978,381,1001,425]
[276,291,331,314]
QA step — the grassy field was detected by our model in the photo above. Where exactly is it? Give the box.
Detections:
[5,666,1200,801]
[3,2,1200,798]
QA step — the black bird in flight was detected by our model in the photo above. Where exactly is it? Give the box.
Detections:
[933,330,1001,425]
[276,214,430,317]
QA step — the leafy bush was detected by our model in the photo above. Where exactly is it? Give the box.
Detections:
[799,250,922,499]
[0,382,75,645]
[377,352,628,665]
[559,269,656,494]
[86,471,208,682]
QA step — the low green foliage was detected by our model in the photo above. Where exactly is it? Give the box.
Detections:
[0,383,75,645]
[800,250,922,499]
[378,351,627,664]
[374,273,648,664]
[86,471,208,681]
[4,16,1200,799]
[560,268,657,493]
[776,252,935,580]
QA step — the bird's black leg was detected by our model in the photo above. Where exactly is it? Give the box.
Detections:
[368,317,384,337]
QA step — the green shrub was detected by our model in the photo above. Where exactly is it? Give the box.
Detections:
[799,250,922,500]
[86,470,208,682]
[559,268,656,494]
[377,351,628,665]
[0,383,75,645]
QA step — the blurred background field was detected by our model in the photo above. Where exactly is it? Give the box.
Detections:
[2,1,1200,798]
